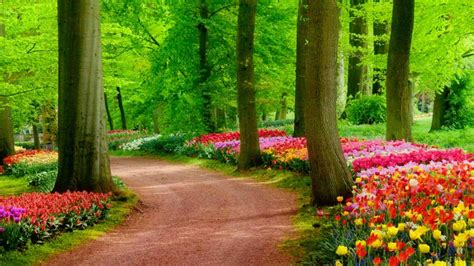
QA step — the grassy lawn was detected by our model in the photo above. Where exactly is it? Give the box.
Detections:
[338,116,474,152]
[0,174,137,265]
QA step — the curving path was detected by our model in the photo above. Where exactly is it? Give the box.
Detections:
[45,157,298,266]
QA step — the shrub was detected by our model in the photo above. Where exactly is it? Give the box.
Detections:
[443,75,474,129]
[27,171,57,192]
[346,95,386,125]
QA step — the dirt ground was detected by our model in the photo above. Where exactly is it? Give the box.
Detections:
[45,157,298,266]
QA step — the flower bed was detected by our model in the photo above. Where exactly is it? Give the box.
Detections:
[0,191,111,251]
[3,150,58,177]
[107,130,151,150]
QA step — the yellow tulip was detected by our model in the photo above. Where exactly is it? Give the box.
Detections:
[434,261,447,266]
[355,240,366,247]
[432,229,442,240]
[453,220,466,231]
[409,230,421,240]
[388,242,397,252]
[335,260,343,266]
[418,244,430,253]
[397,223,406,231]
[369,239,383,248]
[454,259,466,266]
[354,218,363,226]
[337,196,344,203]
[387,226,399,236]
[335,245,348,256]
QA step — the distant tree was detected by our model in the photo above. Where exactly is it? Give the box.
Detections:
[372,0,389,94]
[236,0,260,170]
[304,0,353,206]
[54,0,115,193]
[348,0,370,98]
[293,0,308,137]
[385,0,415,141]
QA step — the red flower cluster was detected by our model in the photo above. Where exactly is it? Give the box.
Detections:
[352,149,472,172]
[2,150,54,166]
[190,129,287,144]
[0,191,111,250]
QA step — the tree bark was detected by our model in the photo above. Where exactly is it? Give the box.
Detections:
[305,0,353,206]
[55,0,115,193]
[198,0,214,132]
[385,0,414,141]
[0,96,15,163]
[293,0,308,137]
[32,124,41,150]
[430,86,450,132]
[348,0,370,99]
[373,4,389,95]
[236,0,260,171]
[104,92,114,130]
[116,87,127,130]
[336,4,346,118]
[41,101,57,150]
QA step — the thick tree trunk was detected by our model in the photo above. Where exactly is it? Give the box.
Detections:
[348,0,370,99]
[430,87,450,132]
[116,87,127,130]
[0,96,15,163]
[32,124,40,150]
[198,0,214,132]
[41,101,57,150]
[293,0,308,137]
[236,0,260,170]
[373,8,389,95]
[104,92,114,130]
[305,0,353,206]
[385,0,414,141]
[55,0,115,193]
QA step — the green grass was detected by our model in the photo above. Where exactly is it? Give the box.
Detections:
[0,175,32,196]
[338,116,474,152]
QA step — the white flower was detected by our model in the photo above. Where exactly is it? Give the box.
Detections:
[408,178,419,187]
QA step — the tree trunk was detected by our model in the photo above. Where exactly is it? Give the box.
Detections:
[41,101,57,150]
[305,0,353,206]
[430,86,449,132]
[104,92,114,130]
[348,0,370,99]
[236,0,260,170]
[373,5,389,95]
[32,124,40,149]
[385,0,414,141]
[0,96,15,163]
[198,0,214,132]
[116,87,127,130]
[277,93,288,120]
[293,0,308,137]
[336,6,346,118]
[55,0,115,193]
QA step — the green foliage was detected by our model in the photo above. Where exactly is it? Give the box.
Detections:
[140,134,191,154]
[345,95,387,125]
[27,170,56,192]
[443,75,474,129]
[10,162,57,178]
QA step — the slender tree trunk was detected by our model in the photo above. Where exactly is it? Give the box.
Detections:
[277,93,288,120]
[348,0,370,99]
[305,0,353,206]
[373,2,389,95]
[104,92,114,130]
[32,124,40,149]
[336,5,347,118]
[116,87,127,130]
[198,0,214,132]
[430,86,449,132]
[236,0,260,170]
[41,101,57,150]
[385,0,414,141]
[0,96,15,163]
[293,0,308,137]
[55,0,115,193]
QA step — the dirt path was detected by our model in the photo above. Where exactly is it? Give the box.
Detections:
[46,157,298,266]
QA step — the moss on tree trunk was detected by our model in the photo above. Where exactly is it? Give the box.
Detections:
[55,0,115,193]
[305,0,353,206]
[236,0,260,170]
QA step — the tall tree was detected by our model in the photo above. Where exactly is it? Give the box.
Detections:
[372,0,389,94]
[197,0,214,132]
[305,0,353,206]
[430,86,449,132]
[104,92,114,130]
[293,0,308,137]
[348,0,370,99]
[0,24,15,163]
[236,0,260,171]
[116,87,127,130]
[385,0,414,141]
[54,0,115,193]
